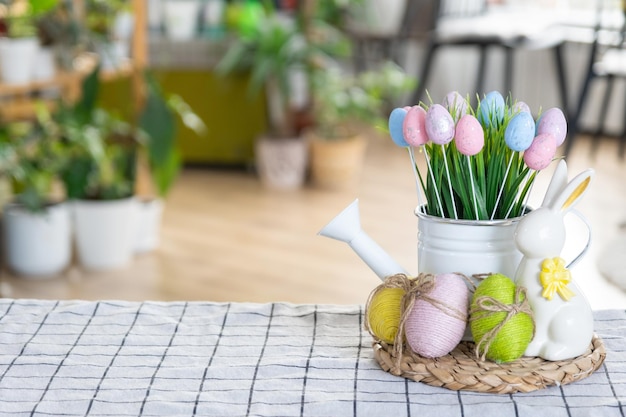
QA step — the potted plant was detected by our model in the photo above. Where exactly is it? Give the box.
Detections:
[57,66,139,270]
[387,91,569,279]
[216,2,350,189]
[133,74,205,253]
[307,61,415,189]
[0,113,72,277]
[84,0,133,70]
[0,0,59,84]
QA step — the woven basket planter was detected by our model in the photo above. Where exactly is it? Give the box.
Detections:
[373,335,606,394]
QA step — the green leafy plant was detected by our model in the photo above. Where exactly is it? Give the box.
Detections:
[311,61,415,140]
[216,2,350,138]
[0,113,66,212]
[138,74,206,198]
[0,0,59,38]
[56,66,138,200]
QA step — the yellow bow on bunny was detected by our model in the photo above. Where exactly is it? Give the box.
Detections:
[540,257,575,301]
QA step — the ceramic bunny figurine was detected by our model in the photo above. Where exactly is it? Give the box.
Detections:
[514,160,594,361]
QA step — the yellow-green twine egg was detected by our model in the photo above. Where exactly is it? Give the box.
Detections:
[367,287,405,344]
[470,273,534,363]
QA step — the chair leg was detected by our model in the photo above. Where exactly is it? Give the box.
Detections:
[565,74,595,157]
[620,84,626,158]
[504,46,514,98]
[410,42,438,105]
[553,44,569,114]
[590,75,614,157]
[595,75,614,138]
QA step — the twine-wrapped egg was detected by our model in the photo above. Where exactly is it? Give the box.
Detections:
[470,273,535,363]
[404,273,469,358]
[366,287,405,344]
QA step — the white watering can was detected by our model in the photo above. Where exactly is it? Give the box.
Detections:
[318,198,407,280]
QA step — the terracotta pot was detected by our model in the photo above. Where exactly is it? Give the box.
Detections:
[308,132,367,189]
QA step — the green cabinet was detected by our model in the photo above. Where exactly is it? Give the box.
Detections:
[99,70,267,166]
[151,70,267,166]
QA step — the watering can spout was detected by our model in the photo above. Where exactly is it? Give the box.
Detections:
[318,199,408,280]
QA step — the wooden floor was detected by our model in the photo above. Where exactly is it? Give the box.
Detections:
[3,132,626,310]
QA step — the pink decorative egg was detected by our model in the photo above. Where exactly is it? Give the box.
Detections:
[455,114,484,156]
[404,273,469,358]
[524,133,557,170]
[403,106,429,146]
[426,104,455,145]
[536,107,567,146]
[512,101,531,115]
[442,91,468,120]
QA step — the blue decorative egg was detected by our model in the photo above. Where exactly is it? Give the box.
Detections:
[505,111,535,152]
[478,91,505,127]
[389,107,409,147]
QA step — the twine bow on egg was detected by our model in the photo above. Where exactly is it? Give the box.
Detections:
[470,286,535,362]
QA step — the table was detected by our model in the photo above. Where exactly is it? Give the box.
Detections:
[0,299,625,417]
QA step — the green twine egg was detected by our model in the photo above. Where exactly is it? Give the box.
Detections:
[470,273,534,363]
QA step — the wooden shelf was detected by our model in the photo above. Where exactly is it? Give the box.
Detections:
[0,0,146,122]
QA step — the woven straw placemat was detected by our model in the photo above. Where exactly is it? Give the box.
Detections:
[373,335,606,394]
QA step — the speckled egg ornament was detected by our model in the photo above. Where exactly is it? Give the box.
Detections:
[404,273,469,358]
[470,273,535,363]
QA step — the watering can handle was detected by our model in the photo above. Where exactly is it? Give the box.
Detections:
[566,209,592,269]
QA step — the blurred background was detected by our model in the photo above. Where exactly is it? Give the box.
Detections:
[1,0,626,311]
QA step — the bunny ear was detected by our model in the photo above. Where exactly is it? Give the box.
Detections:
[542,159,568,208]
[550,168,594,213]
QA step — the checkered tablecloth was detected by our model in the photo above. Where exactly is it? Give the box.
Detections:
[0,299,625,417]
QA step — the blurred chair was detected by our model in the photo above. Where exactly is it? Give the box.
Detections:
[409,0,569,108]
[565,1,626,157]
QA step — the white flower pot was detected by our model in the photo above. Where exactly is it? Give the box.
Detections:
[73,197,137,270]
[0,37,38,85]
[416,209,524,278]
[255,136,308,190]
[31,46,57,81]
[349,0,407,37]
[133,198,164,253]
[3,202,72,278]
[96,40,130,71]
[163,0,200,41]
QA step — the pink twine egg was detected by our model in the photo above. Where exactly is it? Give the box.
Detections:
[524,133,557,171]
[404,273,469,358]
[403,106,429,146]
[455,114,484,156]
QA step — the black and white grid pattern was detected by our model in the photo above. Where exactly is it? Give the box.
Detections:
[0,299,625,417]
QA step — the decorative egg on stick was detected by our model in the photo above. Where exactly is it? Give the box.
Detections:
[403,105,444,216]
[454,114,485,219]
[425,104,458,219]
[389,107,429,215]
[442,91,468,122]
[491,110,536,220]
[478,91,506,127]
[504,132,558,218]
[536,107,567,147]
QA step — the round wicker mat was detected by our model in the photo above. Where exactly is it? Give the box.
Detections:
[373,335,606,394]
